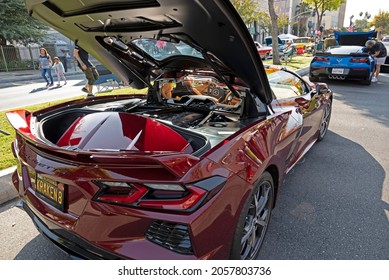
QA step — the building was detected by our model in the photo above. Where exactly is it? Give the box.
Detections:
[321,2,347,31]
[257,0,347,36]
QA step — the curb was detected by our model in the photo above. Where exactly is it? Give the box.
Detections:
[295,66,309,77]
[0,166,18,206]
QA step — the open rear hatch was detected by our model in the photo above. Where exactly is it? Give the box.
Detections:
[335,30,376,46]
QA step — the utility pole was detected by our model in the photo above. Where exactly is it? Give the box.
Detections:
[287,0,293,34]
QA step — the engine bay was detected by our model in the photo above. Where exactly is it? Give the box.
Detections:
[37,72,269,155]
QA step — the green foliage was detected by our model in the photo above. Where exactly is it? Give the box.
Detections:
[231,0,287,35]
[256,12,289,34]
[354,19,370,32]
[370,10,389,35]
[230,0,259,24]
[301,0,345,31]
[0,0,48,45]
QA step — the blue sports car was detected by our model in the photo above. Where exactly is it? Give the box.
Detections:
[309,31,376,85]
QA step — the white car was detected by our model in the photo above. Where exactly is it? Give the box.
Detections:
[254,41,272,60]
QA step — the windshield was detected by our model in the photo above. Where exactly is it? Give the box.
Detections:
[295,38,309,43]
[133,39,203,61]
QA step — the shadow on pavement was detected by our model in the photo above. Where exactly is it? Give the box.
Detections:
[8,132,389,260]
[48,85,63,90]
[323,75,389,129]
[258,131,389,260]
[29,87,48,94]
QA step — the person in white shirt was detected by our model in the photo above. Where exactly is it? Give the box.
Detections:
[52,57,67,86]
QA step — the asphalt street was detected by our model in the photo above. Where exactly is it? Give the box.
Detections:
[0,73,388,259]
[259,73,389,259]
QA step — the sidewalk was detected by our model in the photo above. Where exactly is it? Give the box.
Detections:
[0,66,85,206]
[0,167,17,206]
[0,66,84,89]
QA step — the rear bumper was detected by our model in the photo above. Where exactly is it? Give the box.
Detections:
[22,200,124,260]
[310,66,370,80]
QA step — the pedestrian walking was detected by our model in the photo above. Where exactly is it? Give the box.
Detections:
[365,39,387,82]
[52,56,67,86]
[73,44,99,97]
[38,48,54,87]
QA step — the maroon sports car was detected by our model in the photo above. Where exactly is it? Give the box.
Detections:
[7,0,333,260]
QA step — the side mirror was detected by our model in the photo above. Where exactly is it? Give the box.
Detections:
[295,97,309,108]
[315,83,329,95]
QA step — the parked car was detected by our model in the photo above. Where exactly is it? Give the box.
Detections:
[293,37,314,53]
[254,41,272,59]
[264,36,286,52]
[309,31,376,85]
[8,0,333,260]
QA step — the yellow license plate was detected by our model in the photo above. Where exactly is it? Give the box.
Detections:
[35,174,65,211]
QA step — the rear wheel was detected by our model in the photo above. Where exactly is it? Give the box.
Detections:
[360,76,371,85]
[318,100,332,141]
[230,172,274,260]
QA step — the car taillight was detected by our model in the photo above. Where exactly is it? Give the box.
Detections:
[138,186,206,210]
[93,176,226,212]
[350,57,369,63]
[95,182,148,204]
[313,57,329,62]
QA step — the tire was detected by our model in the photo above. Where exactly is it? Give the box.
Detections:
[317,100,332,141]
[309,76,319,82]
[360,76,371,85]
[230,171,275,260]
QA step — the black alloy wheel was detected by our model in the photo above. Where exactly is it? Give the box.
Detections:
[230,171,274,260]
[318,100,332,141]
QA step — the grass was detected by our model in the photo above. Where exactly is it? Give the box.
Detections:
[0,87,145,170]
[263,54,313,71]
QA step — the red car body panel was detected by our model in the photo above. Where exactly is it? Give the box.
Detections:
[8,94,315,259]
[8,0,333,260]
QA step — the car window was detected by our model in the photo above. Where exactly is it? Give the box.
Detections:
[133,39,203,61]
[295,38,309,43]
[267,70,306,99]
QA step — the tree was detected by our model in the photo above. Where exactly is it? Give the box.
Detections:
[256,11,289,35]
[350,11,371,32]
[354,19,369,32]
[301,0,345,32]
[230,0,259,24]
[0,0,48,45]
[370,10,389,38]
[268,0,281,65]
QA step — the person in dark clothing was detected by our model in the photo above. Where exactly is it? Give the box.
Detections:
[73,44,99,97]
[365,40,387,82]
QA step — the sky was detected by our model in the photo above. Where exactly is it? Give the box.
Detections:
[343,0,389,26]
